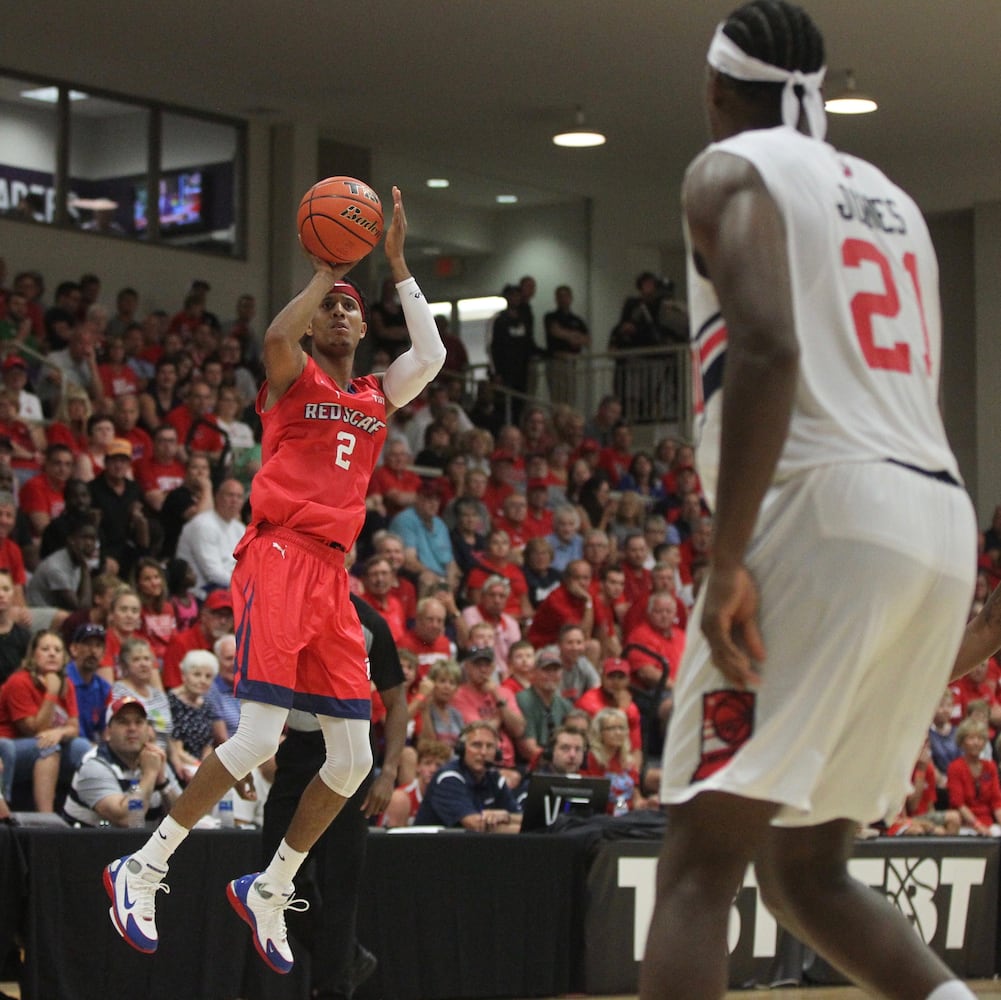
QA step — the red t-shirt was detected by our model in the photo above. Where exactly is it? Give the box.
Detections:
[121,426,154,464]
[166,405,227,458]
[135,456,186,495]
[575,687,643,752]
[466,559,527,618]
[397,630,453,675]
[162,623,213,689]
[0,537,27,586]
[0,669,79,737]
[624,621,687,687]
[99,364,141,401]
[17,474,65,520]
[46,422,88,456]
[528,585,606,648]
[368,466,421,518]
[359,591,407,642]
[948,757,1001,825]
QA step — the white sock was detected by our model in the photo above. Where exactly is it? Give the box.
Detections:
[263,838,308,890]
[926,981,978,1000]
[135,814,189,871]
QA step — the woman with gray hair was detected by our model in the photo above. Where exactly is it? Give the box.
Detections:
[168,649,219,783]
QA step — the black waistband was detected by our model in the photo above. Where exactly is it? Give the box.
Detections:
[328,540,347,552]
[886,459,959,487]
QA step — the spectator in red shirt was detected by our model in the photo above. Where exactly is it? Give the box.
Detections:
[373,531,418,625]
[397,597,455,675]
[494,492,530,561]
[0,387,42,481]
[18,444,73,539]
[134,424,186,513]
[528,559,598,650]
[523,478,554,540]
[576,657,643,771]
[360,555,407,642]
[624,591,686,691]
[595,564,629,649]
[465,529,531,621]
[949,659,1001,733]
[622,561,688,636]
[112,393,153,465]
[98,336,142,403]
[46,383,91,457]
[948,719,1001,836]
[482,451,518,523]
[166,379,225,463]
[679,515,713,585]
[161,590,234,690]
[597,421,634,488]
[368,439,421,519]
[620,532,653,610]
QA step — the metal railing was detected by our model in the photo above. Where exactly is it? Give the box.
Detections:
[452,344,691,441]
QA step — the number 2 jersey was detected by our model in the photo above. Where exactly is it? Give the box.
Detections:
[687,124,960,511]
[246,357,388,547]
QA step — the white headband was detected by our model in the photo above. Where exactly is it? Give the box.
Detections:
[707,23,827,140]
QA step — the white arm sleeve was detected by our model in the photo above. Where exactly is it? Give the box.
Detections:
[381,277,446,408]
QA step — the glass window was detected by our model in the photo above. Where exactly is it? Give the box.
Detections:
[0,75,60,225]
[160,111,240,254]
[67,91,148,239]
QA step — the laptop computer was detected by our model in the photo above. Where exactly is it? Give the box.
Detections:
[519,773,611,832]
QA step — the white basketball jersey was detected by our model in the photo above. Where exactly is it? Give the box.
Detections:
[686,125,959,510]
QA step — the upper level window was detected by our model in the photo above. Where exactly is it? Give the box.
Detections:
[0,70,245,257]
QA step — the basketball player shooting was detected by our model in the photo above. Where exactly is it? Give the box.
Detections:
[639,3,978,999]
[104,185,446,974]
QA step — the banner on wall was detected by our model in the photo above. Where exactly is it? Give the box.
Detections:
[586,838,999,994]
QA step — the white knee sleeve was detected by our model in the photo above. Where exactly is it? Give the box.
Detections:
[316,717,373,797]
[214,701,288,779]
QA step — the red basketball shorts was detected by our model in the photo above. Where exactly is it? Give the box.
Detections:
[231,523,371,719]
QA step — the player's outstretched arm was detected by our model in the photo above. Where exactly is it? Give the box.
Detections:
[950,582,1001,682]
[262,252,358,403]
[380,186,446,416]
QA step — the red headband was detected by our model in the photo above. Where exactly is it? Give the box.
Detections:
[329,281,364,315]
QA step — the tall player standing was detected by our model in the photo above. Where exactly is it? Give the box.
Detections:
[639,4,978,999]
[104,185,445,974]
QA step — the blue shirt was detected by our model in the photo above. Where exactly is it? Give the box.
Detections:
[546,532,583,573]
[415,759,519,827]
[67,661,112,742]
[206,675,241,739]
[390,507,455,577]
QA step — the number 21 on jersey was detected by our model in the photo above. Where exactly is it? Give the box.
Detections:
[842,237,932,377]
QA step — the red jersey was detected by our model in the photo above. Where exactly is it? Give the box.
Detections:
[368,465,421,518]
[46,422,87,455]
[99,364,141,400]
[0,669,79,737]
[135,456,186,495]
[360,590,407,642]
[624,621,687,687]
[0,537,26,586]
[17,474,65,521]
[522,508,554,540]
[248,362,387,547]
[166,405,227,456]
[121,426,154,464]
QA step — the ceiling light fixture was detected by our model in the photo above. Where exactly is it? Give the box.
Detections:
[426,178,450,189]
[552,106,606,148]
[824,70,878,115]
[20,86,88,104]
[496,194,518,204]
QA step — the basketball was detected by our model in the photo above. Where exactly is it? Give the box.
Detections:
[297,176,384,264]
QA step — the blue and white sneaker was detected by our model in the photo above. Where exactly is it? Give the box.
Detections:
[226,872,309,974]
[103,855,170,954]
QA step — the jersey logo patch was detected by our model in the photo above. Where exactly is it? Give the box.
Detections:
[271,541,287,559]
[691,689,755,783]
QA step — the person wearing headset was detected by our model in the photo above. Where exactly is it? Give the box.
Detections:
[414,720,521,832]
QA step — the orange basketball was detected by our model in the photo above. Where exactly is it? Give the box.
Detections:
[297,176,384,264]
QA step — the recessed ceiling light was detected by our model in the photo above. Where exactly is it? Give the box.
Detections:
[426,178,450,189]
[21,86,88,104]
[496,194,518,204]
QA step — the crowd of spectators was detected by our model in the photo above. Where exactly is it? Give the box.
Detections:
[0,257,996,836]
